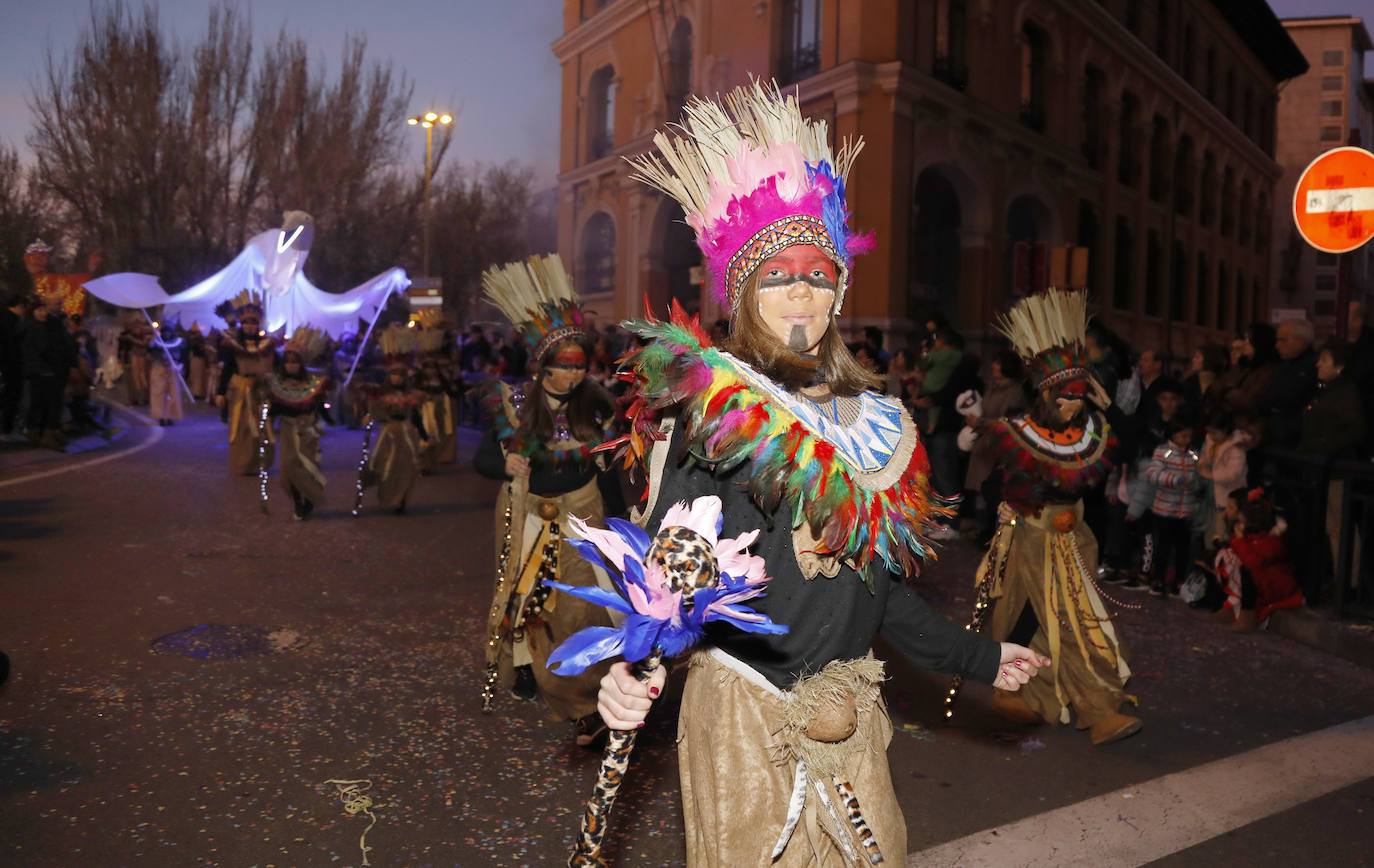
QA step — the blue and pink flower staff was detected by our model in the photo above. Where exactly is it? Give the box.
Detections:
[547,495,785,867]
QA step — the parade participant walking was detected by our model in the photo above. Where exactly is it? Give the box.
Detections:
[595,82,1047,866]
[474,254,621,747]
[121,314,151,406]
[415,319,458,470]
[972,289,1139,746]
[216,292,278,474]
[268,326,332,520]
[147,320,184,427]
[360,325,425,514]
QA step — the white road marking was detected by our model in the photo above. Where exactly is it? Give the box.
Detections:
[909,714,1374,867]
[0,403,164,489]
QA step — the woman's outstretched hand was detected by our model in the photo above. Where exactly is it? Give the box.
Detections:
[598,661,668,730]
[992,643,1051,691]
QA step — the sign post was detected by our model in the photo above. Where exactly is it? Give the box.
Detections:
[1292,146,1374,337]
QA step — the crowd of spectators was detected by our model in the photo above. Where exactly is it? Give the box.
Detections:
[853,301,1374,624]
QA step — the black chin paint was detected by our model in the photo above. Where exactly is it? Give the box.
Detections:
[788,324,810,351]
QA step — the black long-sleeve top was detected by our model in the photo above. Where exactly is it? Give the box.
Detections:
[645,421,1001,691]
[474,427,599,497]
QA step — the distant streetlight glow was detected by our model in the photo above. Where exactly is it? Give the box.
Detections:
[405,110,456,278]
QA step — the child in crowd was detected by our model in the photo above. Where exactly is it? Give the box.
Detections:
[1145,417,1200,596]
[1208,489,1303,631]
[1197,413,1251,543]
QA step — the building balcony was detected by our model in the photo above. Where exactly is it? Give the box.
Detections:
[777,44,820,86]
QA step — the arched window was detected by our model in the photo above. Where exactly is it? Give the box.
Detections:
[667,19,693,120]
[934,0,968,88]
[1216,261,1229,331]
[588,66,616,160]
[1238,179,1253,245]
[1220,167,1236,237]
[1195,251,1210,326]
[1082,65,1105,167]
[1019,22,1048,131]
[581,212,616,295]
[1173,135,1194,216]
[1118,92,1140,186]
[1182,23,1195,83]
[1148,115,1170,202]
[1170,241,1188,324]
[1113,216,1134,311]
[1145,230,1163,317]
[1199,151,1217,226]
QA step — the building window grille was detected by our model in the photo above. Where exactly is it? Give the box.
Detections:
[1081,66,1104,167]
[587,66,616,160]
[581,213,617,296]
[933,0,969,89]
[1019,22,1048,132]
[778,0,822,85]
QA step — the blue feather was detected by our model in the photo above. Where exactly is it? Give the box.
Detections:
[546,626,626,676]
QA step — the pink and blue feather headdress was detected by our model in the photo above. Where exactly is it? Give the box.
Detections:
[628,79,875,316]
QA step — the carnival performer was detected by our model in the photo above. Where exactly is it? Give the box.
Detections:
[147,319,184,427]
[361,325,426,514]
[594,81,1048,866]
[472,255,622,747]
[415,318,459,470]
[971,288,1140,746]
[267,326,332,520]
[121,315,151,406]
[215,292,279,474]
[211,300,238,419]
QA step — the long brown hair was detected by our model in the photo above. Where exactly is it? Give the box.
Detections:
[720,272,881,396]
[516,338,615,442]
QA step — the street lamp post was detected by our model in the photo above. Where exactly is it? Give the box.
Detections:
[406,110,454,277]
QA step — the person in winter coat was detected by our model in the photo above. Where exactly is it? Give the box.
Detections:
[1300,341,1366,576]
[21,301,69,451]
[1206,489,1303,632]
[1256,320,1318,451]
[1144,417,1200,596]
[1198,413,1251,544]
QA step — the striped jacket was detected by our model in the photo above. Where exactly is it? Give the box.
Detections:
[1145,442,1200,519]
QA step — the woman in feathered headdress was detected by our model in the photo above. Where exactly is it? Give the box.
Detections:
[964,288,1140,746]
[472,254,621,747]
[267,326,332,520]
[359,324,426,514]
[215,291,279,474]
[593,81,1047,866]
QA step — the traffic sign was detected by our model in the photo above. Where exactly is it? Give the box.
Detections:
[1293,146,1374,253]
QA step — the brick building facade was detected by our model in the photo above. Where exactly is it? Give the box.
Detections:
[553,0,1305,359]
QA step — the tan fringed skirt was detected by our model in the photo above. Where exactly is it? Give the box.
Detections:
[985,500,1133,726]
[678,650,902,867]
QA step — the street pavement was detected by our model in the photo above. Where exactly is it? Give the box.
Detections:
[1,394,1373,867]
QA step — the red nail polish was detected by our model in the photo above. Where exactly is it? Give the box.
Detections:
[649,687,660,698]
[636,721,645,728]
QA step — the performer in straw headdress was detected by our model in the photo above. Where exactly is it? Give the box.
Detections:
[414,313,459,471]
[593,81,1048,866]
[267,325,332,520]
[473,254,621,747]
[970,288,1140,745]
[361,324,426,514]
[216,291,279,474]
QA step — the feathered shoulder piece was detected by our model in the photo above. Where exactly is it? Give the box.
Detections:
[481,254,588,361]
[606,302,950,582]
[989,410,1117,515]
[628,78,874,316]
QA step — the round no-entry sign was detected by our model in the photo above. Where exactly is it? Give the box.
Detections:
[1293,146,1374,253]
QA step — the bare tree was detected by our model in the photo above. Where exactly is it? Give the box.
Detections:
[0,145,44,293]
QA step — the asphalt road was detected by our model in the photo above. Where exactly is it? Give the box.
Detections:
[1,396,1372,867]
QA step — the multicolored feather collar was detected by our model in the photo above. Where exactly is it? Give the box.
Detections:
[478,380,615,472]
[607,303,950,584]
[992,412,1117,515]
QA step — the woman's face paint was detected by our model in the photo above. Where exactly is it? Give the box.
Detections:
[543,343,588,393]
[755,244,837,353]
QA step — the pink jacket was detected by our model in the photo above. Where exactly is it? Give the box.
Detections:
[1199,430,1250,508]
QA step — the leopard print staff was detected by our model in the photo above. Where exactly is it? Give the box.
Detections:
[541,496,787,868]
